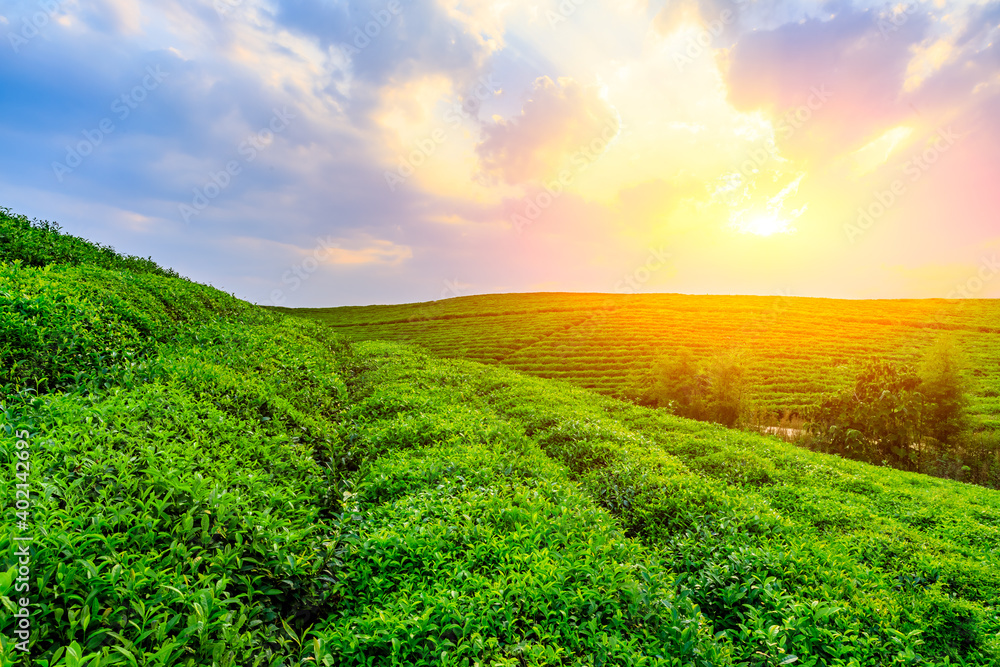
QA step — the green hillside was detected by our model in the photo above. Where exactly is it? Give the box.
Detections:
[3,206,1000,665]
[285,293,1000,428]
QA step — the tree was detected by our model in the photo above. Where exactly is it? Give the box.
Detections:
[918,337,970,450]
[646,348,709,420]
[704,350,750,428]
[809,346,973,473]
[645,348,750,427]
[809,357,924,468]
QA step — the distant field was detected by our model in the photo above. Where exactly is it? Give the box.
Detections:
[284,293,1000,428]
[7,202,1000,663]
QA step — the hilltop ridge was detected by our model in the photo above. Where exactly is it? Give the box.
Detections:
[289,292,1000,428]
[2,207,1000,665]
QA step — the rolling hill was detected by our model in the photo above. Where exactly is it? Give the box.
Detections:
[285,293,1000,429]
[3,206,1000,665]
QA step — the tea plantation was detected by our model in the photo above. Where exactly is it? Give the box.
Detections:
[3,206,1000,665]
[288,293,1000,429]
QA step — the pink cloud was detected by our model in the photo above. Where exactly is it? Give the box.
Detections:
[476,77,619,186]
[724,7,927,161]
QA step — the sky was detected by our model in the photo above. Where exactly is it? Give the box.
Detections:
[1,0,998,306]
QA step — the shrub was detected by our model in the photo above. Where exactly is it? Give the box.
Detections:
[918,337,971,447]
[641,348,751,427]
[0,207,178,277]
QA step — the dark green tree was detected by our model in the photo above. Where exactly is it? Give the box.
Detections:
[646,348,710,420]
[809,357,924,468]
[645,348,750,427]
[918,337,971,450]
[705,350,749,428]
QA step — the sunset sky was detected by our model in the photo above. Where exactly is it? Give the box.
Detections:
[1,0,998,306]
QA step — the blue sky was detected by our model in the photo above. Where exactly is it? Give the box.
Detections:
[2,0,998,306]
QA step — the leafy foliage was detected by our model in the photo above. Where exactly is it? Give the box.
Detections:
[640,347,710,419]
[297,295,1000,487]
[639,348,750,427]
[0,208,178,277]
[288,292,1000,430]
[807,349,982,477]
[918,338,971,447]
[343,344,1000,666]
[3,208,1000,665]
[808,357,926,467]
[0,263,266,394]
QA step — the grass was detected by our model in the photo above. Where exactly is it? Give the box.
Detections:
[282,293,1000,425]
[3,206,1000,665]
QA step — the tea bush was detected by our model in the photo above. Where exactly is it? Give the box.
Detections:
[296,292,1000,435]
[0,208,176,277]
[3,208,1000,665]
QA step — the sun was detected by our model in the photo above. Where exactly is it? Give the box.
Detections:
[726,174,806,237]
[735,214,794,236]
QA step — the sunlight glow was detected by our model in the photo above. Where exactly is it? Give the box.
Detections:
[735,214,793,236]
[851,126,914,176]
[729,173,804,236]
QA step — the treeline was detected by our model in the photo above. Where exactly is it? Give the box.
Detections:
[628,340,1000,488]
[629,348,750,428]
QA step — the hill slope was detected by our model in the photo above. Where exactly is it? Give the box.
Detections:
[3,207,1000,665]
[286,292,1000,428]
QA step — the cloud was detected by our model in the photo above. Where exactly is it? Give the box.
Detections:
[79,0,145,36]
[902,6,1000,111]
[238,233,411,266]
[270,0,498,111]
[475,76,619,185]
[1,0,998,307]
[324,238,413,266]
[652,0,702,36]
[723,5,929,160]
